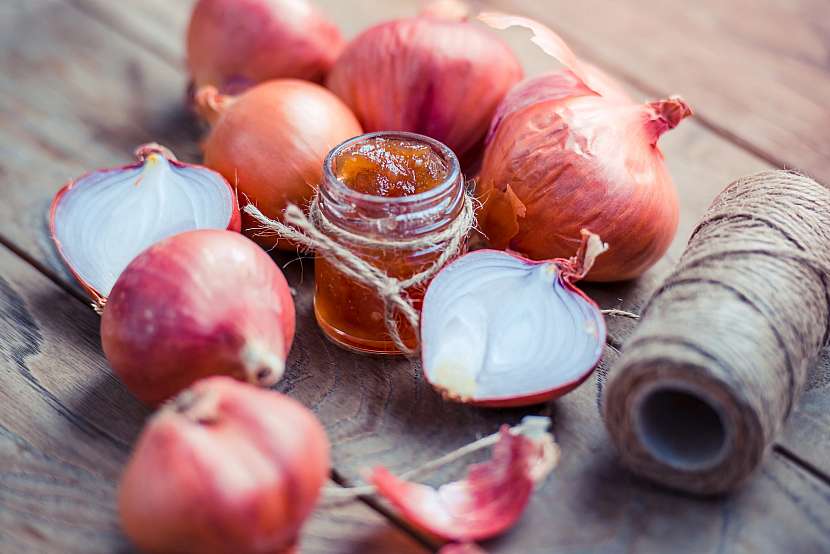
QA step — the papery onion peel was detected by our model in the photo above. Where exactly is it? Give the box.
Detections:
[370,416,558,542]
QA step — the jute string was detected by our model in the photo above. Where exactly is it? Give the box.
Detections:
[245,193,476,355]
[603,170,830,495]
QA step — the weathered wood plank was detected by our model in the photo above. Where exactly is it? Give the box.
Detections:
[0,244,429,554]
[67,0,416,68]
[1,1,829,553]
[489,0,830,185]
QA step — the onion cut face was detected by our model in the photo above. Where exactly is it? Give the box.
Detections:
[50,144,240,306]
[421,233,606,407]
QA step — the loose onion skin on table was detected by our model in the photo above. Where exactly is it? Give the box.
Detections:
[197,80,363,250]
[101,229,295,406]
[119,377,330,554]
[327,6,523,168]
[186,0,344,98]
[370,420,558,542]
[477,13,691,281]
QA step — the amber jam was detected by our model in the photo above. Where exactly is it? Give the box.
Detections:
[315,132,465,354]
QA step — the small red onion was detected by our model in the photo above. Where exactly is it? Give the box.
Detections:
[327,6,523,166]
[119,376,330,554]
[101,229,294,406]
[186,0,344,97]
[196,80,362,250]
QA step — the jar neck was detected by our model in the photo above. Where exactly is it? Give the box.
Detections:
[318,132,464,240]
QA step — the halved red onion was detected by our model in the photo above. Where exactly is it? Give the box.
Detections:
[50,144,240,307]
[421,233,606,407]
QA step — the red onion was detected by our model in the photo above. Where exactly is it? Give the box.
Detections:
[101,229,295,406]
[186,0,344,97]
[476,14,692,281]
[326,6,523,166]
[196,80,362,250]
[420,231,606,407]
[119,376,329,554]
[50,144,240,307]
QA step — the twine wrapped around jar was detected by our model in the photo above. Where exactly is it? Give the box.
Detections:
[245,192,476,355]
[602,170,830,495]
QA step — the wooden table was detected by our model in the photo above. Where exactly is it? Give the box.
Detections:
[2,1,829,552]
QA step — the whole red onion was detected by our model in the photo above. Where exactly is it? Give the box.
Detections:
[119,376,330,554]
[186,0,344,96]
[196,80,362,250]
[101,229,295,406]
[476,14,691,281]
[326,7,523,166]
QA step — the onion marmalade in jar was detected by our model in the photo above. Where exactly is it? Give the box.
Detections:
[315,132,465,354]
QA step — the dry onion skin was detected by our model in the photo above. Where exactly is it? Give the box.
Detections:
[101,229,295,406]
[49,143,240,307]
[186,0,344,98]
[421,231,607,407]
[197,80,362,250]
[326,5,523,167]
[476,14,691,281]
[371,418,558,542]
[119,376,330,554]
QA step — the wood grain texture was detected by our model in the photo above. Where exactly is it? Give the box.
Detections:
[0,244,428,554]
[488,0,830,185]
[0,0,829,552]
[476,353,830,554]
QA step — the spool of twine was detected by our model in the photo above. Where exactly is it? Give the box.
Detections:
[602,170,830,495]
[244,193,476,356]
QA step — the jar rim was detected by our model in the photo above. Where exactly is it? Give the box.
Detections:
[322,131,462,206]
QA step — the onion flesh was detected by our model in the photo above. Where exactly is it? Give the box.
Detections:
[50,144,239,305]
[119,376,330,554]
[421,233,606,407]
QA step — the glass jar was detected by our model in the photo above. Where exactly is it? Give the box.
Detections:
[314,131,466,354]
